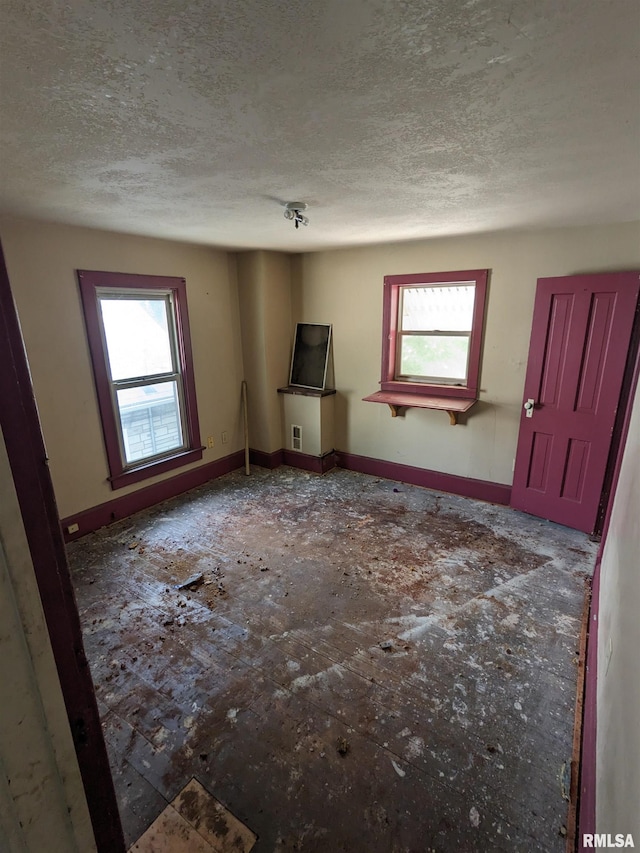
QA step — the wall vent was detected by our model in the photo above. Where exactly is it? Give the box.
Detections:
[291,424,302,451]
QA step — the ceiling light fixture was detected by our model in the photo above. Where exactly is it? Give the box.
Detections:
[284,201,309,229]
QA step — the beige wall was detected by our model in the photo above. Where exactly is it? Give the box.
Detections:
[0,217,245,519]
[237,251,293,454]
[0,432,96,853]
[2,214,640,843]
[1,217,639,518]
[596,376,640,838]
[297,221,640,484]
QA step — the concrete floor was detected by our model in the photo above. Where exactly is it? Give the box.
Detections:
[67,466,596,852]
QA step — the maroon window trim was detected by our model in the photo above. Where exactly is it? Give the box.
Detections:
[380,269,489,399]
[78,270,202,489]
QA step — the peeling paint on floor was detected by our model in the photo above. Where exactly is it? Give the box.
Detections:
[68,466,595,852]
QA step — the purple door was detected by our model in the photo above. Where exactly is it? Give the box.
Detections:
[511,272,640,533]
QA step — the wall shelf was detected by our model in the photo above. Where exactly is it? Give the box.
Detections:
[362,390,476,425]
[277,385,336,398]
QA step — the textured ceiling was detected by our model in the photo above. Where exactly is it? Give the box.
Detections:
[1,0,639,252]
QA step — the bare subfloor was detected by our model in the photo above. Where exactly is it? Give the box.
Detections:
[67,467,596,852]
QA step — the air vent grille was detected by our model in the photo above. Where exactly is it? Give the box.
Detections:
[291,424,302,451]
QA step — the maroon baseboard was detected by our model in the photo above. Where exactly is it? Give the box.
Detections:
[61,447,508,542]
[61,450,244,541]
[282,449,337,474]
[335,451,511,505]
[249,448,284,469]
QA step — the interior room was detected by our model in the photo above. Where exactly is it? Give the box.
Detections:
[0,1,639,852]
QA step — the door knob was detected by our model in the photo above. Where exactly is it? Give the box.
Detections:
[524,398,535,418]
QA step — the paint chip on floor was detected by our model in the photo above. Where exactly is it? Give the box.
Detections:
[391,758,406,777]
[130,778,256,853]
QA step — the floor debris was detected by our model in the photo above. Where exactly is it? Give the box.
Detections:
[391,759,406,778]
[67,466,596,852]
[337,737,350,757]
[174,572,204,590]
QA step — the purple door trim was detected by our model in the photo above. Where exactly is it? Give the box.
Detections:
[0,242,125,851]
[577,303,640,850]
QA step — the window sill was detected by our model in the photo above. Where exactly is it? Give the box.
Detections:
[363,390,477,425]
[380,379,477,398]
[108,446,204,489]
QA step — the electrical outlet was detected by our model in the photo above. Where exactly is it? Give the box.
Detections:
[207,435,215,448]
[67,523,79,535]
[221,431,228,444]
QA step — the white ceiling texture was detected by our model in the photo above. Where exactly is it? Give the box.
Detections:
[0,0,639,252]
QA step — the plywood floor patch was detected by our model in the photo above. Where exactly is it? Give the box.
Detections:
[130,778,256,852]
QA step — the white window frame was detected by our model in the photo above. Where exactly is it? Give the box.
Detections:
[96,287,188,469]
[78,270,203,490]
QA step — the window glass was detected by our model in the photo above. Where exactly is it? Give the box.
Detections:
[116,381,183,463]
[100,296,173,381]
[397,284,476,384]
[399,335,470,381]
[401,285,475,332]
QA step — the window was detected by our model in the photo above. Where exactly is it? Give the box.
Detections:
[79,270,202,488]
[381,269,488,399]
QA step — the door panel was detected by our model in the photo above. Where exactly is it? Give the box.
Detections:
[539,292,573,406]
[575,293,616,412]
[511,272,640,533]
[561,438,589,501]
[528,431,554,492]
